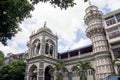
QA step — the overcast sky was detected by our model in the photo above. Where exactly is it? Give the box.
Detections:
[1,0,120,55]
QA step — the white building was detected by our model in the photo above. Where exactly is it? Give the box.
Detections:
[25,4,120,80]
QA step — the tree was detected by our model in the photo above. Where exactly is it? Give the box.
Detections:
[49,62,67,80]
[113,57,120,75]
[30,0,76,10]
[0,0,34,45]
[73,61,95,80]
[0,60,26,80]
[0,50,4,66]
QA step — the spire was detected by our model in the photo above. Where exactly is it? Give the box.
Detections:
[44,21,47,28]
[88,0,91,6]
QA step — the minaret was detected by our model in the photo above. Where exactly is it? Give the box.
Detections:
[84,4,114,80]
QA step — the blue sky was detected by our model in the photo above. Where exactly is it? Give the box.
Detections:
[0,0,120,55]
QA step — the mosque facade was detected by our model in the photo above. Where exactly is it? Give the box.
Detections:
[25,4,120,80]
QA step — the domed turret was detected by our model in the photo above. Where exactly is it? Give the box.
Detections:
[84,5,103,38]
[37,21,52,33]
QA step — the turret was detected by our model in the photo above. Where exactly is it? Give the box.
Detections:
[84,5,114,79]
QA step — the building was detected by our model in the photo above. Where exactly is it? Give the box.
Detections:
[25,4,119,80]
[5,52,28,64]
[103,8,120,75]
[103,8,120,59]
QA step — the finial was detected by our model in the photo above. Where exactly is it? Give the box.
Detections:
[88,0,91,6]
[44,21,47,28]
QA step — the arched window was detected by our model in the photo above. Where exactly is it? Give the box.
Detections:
[50,45,53,56]
[36,43,40,54]
[31,39,40,56]
[33,45,36,55]
[45,43,49,54]
[45,39,55,57]
[29,65,37,80]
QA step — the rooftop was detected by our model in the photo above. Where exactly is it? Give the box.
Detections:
[103,8,120,19]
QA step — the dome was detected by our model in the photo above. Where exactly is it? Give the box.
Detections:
[37,22,52,33]
[85,5,98,13]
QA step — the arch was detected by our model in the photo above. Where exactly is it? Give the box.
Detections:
[31,39,40,56]
[36,43,40,54]
[50,45,53,56]
[44,65,53,80]
[33,45,36,55]
[32,39,40,45]
[71,66,79,77]
[45,43,49,54]
[45,39,55,56]
[71,66,77,72]
[29,64,37,80]
[46,39,55,45]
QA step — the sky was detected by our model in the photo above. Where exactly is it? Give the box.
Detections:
[0,0,120,56]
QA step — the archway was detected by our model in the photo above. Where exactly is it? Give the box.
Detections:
[29,65,37,80]
[44,66,52,80]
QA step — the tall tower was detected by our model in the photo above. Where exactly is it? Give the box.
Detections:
[25,22,58,80]
[84,5,114,79]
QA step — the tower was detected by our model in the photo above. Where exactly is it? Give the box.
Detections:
[25,22,58,80]
[84,5,114,79]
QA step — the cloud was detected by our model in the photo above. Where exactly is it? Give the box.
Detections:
[0,0,120,55]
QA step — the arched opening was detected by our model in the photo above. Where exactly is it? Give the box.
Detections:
[45,39,55,56]
[29,65,37,80]
[36,43,40,54]
[70,66,78,80]
[33,45,36,55]
[50,45,53,56]
[45,43,49,54]
[44,66,52,80]
[32,39,40,56]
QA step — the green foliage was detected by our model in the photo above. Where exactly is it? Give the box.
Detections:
[0,0,34,45]
[84,0,88,2]
[31,0,76,9]
[0,60,26,80]
[113,57,120,75]
[73,61,95,80]
[49,62,67,80]
[0,0,77,45]
[0,50,4,66]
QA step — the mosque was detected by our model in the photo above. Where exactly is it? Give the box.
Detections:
[24,2,120,80]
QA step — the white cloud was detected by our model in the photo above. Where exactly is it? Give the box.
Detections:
[71,38,91,50]
[0,0,120,55]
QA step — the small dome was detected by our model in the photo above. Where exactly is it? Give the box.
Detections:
[37,27,52,33]
[37,21,52,33]
[85,5,98,13]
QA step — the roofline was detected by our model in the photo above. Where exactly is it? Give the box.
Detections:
[59,44,92,54]
[103,8,120,19]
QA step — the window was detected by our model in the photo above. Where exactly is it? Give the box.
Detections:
[116,14,120,22]
[33,45,36,55]
[105,17,116,26]
[45,39,55,56]
[108,31,120,39]
[50,45,53,56]
[106,26,118,32]
[45,43,49,54]
[36,43,40,54]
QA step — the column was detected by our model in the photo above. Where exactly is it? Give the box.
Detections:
[68,72,72,80]
[38,62,44,80]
